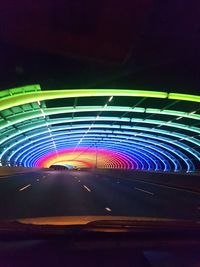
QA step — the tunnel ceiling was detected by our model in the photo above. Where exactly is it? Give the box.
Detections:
[0,85,200,172]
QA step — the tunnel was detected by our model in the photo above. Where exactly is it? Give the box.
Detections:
[0,84,200,173]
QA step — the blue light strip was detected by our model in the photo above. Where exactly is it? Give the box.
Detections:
[14,135,186,171]
[6,129,197,171]
[24,141,160,171]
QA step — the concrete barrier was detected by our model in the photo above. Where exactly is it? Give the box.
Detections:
[0,167,45,177]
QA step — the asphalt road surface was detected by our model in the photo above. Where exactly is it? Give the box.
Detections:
[0,169,200,220]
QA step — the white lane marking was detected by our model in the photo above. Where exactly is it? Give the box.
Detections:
[19,184,31,192]
[74,176,78,179]
[135,187,154,195]
[83,185,91,192]
[125,177,200,195]
[105,207,112,212]
[37,179,39,181]
[78,180,81,183]
[117,181,120,184]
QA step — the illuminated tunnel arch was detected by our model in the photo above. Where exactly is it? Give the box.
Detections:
[0,84,200,172]
[2,124,200,163]
[6,132,191,170]
[1,123,199,171]
[3,129,193,168]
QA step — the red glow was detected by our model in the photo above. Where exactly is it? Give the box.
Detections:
[36,147,136,169]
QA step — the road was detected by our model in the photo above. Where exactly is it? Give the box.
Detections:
[0,169,199,220]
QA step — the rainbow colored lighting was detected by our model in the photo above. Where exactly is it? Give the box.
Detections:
[36,148,137,169]
[0,84,200,172]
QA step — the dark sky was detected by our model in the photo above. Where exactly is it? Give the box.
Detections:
[0,0,200,93]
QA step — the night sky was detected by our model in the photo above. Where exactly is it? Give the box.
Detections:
[0,0,199,93]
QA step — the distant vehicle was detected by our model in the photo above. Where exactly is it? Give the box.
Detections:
[49,164,76,171]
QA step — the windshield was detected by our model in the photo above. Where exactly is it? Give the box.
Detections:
[0,1,200,224]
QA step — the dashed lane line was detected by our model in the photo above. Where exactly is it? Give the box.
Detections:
[19,184,31,192]
[135,187,154,195]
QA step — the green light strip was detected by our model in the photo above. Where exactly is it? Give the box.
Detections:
[0,84,41,98]
[1,124,200,149]
[1,117,200,148]
[0,85,199,113]
[0,106,145,129]
[169,93,200,102]
[146,109,200,120]
[0,89,168,111]
[1,105,200,131]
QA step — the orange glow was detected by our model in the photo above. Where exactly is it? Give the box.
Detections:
[37,147,133,169]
